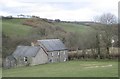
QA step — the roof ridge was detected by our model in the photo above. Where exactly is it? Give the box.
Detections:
[37,39,60,41]
[13,46,41,57]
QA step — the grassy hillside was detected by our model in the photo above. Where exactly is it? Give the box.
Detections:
[2,18,95,37]
[2,18,32,37]
[55,22,95,33]
[3,60,118,77]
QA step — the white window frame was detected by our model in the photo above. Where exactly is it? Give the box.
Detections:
[24,57,27,62]
[64,51,66,55]
[58,52,60,55]
[64,58,66,61]
[51,53,53,57]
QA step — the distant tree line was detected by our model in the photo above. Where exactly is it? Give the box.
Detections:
[1,16,13,19]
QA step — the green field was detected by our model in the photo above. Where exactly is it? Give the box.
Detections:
[55,22,95,33]
[2,60,118,77]
[2,18,95,37]
[2,19,32,37]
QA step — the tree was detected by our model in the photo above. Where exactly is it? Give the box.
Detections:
[98,13,117,24]
[94,13,117,58]
[95,33,101,58]
[55,19,61,22]
[65,32,80,51]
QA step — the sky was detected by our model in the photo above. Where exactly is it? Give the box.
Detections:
[0,0,119,21]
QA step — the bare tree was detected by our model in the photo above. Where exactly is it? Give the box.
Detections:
[65,32,79,51]
[98,13,117,24]
[94,13,117,58]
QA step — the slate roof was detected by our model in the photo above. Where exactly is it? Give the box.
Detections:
[6,55,15,61]
[12,46,40,58]
[37,39,67,52]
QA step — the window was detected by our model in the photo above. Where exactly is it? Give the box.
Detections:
[64,51,66,55]
[51,53,53,57]
[64,58,66,61]
[49,59,52,62]
[24,57,27,62]
[49,59,53,62]
[58,52,59,55]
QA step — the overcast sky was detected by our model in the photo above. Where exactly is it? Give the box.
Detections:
[0,0,119,21]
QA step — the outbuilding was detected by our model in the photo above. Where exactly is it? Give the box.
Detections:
[4,39,68,68]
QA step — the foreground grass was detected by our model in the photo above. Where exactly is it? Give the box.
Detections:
[3,60,118,77]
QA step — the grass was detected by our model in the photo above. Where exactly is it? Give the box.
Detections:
[2,19,32,37]
[55,22,95,33]
[2,18,96,37]
[2,60,118,77]
[0,68,2,78]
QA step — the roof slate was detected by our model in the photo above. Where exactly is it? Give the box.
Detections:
[37,39,67,52]
[12,46,40,58]
[12,39,67,58]
[7,55,15,60]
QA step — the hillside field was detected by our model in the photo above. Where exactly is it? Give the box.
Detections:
[2,18,95,37]
[3,60,118,77]
[54,22,95,33]
[2,19,32,37]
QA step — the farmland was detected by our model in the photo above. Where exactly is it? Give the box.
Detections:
[2,19,32,37]
[54,22,95,33]
[2,18,95,37]
[2,60,118,77]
